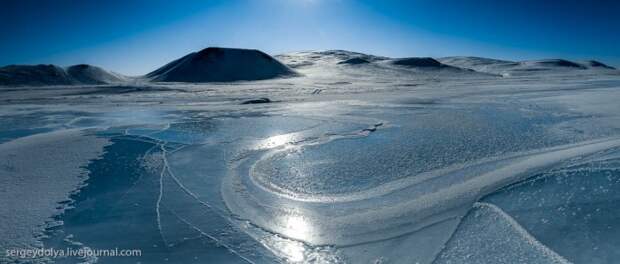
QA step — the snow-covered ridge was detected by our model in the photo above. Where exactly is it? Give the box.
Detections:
[438,56,617,76]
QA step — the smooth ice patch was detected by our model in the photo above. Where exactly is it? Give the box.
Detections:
[252,105,564,196]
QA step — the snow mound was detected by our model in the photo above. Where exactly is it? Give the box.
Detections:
[66,64,125,84]
[146,47,298,82]
[0,64,125,86]
[0,64,73,86]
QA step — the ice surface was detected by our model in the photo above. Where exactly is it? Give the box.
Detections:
[1,49,620,263]
[223,136,620,247]
[251,104,565,195]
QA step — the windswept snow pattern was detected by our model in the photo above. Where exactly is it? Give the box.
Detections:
[1,50,620,263]
[433,202,570,264]
[0,130,110,263]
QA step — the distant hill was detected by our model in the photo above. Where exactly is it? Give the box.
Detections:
[390,57,446,68]
[388,57,468,71]
[65,64,125,84]
[581,60,616,70]
[146,47,298,82]
[1,49,615,86]
[436,57,518,73]
[275,50,388,69]
[438,56,616,76]
[275,50,485,80]
[0,64,124,86]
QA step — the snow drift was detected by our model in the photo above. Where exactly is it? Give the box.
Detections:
[146,47,298,83]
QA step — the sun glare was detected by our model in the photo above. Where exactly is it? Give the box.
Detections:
[255,133,299,149]
[285,215,312,240]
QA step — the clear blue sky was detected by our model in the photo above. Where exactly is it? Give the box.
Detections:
[1,0,619,75]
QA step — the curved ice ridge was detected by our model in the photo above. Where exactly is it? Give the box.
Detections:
[223,137,620,246]
[248,138,599,203]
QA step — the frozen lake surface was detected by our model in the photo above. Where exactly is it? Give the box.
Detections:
[2,51,620,263]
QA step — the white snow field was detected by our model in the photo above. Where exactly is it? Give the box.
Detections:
[1,48,620,263]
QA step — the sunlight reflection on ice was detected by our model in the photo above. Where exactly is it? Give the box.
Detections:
[284,215,312,241]
[279,239,306,262]
[259,214,316,262]
[271,215,312,262]
[254,133,300,149]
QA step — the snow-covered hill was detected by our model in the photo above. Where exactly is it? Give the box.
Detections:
[275,50,495,82]
[65,64,125,84]
[0,64,125,86]
[1,49,616,87]
[146,47,298,83]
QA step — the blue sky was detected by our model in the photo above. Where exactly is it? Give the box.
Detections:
[1,0,619,75]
